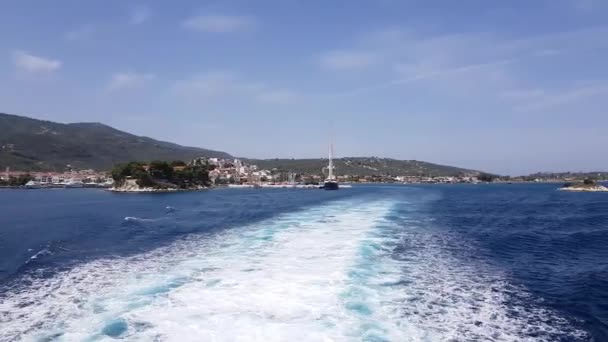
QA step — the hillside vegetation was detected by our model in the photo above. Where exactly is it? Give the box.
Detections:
[0,113,230,171]
[111,160,212,189]
[1,113,483,176]
[245,157,481,177]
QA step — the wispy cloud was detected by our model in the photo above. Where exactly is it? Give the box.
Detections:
[507,83,608,111]
[334,59,514,97]
[65,25,94,41]
[499,88,547,101]
[172,71,298,104]
[318,25,608,98]
[318,51,379,70]
[533,49,562,57]
[182,15,254,33]
[130,6,151,25]
[108,72,155,91]
[571,0,601,12]
[172,72,260,98]
[256,89,299,103]
[12,50,61,74]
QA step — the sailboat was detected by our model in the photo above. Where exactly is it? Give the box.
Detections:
[322,143,339,190]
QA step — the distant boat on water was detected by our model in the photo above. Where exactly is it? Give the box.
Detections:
[64,178,84,188]
[24,180,41,189]
[321,142,339,190]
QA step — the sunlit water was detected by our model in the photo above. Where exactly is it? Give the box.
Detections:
[1,184,606,341]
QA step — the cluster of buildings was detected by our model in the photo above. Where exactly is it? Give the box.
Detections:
[189,157,319,185]
[324,175,483,184]
[7,157,597,189]
[392,175,482,184]
[206,158,596,185]
[197,158,486,185]
[1,167,113,188]
[202,158,282,185]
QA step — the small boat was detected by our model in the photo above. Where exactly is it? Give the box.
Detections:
[64,178,84,188]
[24,180,41,189]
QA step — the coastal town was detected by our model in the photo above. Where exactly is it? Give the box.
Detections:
[2,156,607,190]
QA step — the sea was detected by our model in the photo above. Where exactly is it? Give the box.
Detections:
[0,184,607,341]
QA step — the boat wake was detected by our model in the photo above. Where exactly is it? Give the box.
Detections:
[343,201,589,341]
[0,195,588,341]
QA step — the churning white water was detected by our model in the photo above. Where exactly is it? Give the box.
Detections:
[0,197,585,341]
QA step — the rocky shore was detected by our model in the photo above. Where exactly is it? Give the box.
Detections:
[109,179,205,193]
[559,181,608,192]
[559,185,608,192]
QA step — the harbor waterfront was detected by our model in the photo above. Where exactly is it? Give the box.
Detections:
[4,157,608,191]
[1,184,607,341]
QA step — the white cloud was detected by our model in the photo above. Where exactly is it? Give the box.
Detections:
[13,50,61,74]
[65,25,94,41]
[172,71,298,104]
[572,0,599,12]
[319,25,608,99]
[499,88,546,101]
[182,15,254,33]
[318,51,378,70]
[108,72,155,91]
[513,84,608,111]
[172,72,257,98]
[256,89,299,103]
[130,6,151,25]
[393,62,440,80]
[533,49,561,57]
[334,59,514,97]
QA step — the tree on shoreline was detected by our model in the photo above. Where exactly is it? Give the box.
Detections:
[478,173,497,182]
[0,174,33,186]
[111,160,212,189]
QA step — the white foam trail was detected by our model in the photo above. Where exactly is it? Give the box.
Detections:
[123,216,158,222]
[0,195,588,341]
[340,203,589,342]
[25,248,51,263]
[1,199,393,341]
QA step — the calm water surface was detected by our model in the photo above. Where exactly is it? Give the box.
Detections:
[1,184,607,341]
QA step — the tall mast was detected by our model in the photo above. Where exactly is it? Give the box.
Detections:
[328,143,334,180]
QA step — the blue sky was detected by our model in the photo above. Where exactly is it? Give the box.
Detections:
[1,0,607,175]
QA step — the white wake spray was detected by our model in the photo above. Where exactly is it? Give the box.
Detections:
[1,199,393,341]
[0,193,588,341]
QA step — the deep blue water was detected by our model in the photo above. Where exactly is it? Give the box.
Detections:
[1,184,607,341]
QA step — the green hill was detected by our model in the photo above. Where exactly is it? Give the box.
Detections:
[1,113,483,176]
[0,113,231,171]
[244,157,481,177]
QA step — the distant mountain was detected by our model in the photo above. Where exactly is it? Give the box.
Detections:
[244,157,482,177]
[0,113,231,171]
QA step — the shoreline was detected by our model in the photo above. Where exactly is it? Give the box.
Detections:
[108,186,208,193]
[3,181,607,191]
[0,185,110,190]
[558,186,608,192]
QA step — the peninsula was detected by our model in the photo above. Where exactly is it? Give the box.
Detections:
[110,160,212,192]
